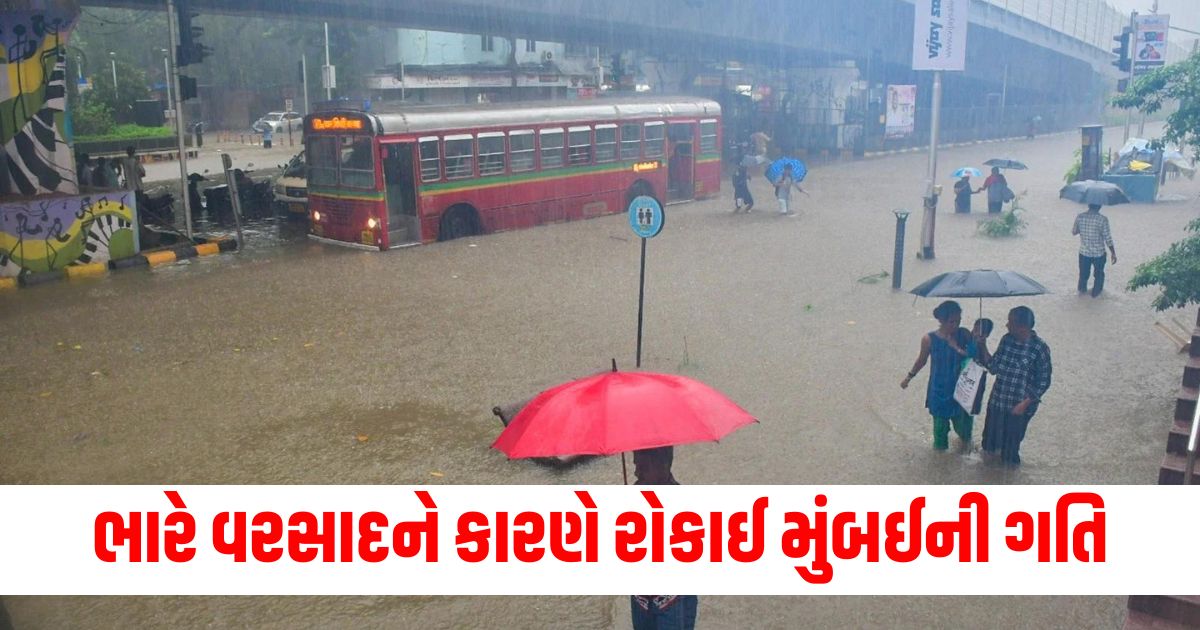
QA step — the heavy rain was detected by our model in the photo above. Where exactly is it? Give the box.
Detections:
[2,0,1200,628]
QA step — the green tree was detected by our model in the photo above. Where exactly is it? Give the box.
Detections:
[1115,53,1200,313]
[1113,50,1200,158]
[87,59,150,124]
[1127,219,1200,311]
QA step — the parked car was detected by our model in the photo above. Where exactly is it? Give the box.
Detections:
[273,150,308,216]
[252,111,303,134]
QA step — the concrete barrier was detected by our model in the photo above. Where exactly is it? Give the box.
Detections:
[0,238,238,292]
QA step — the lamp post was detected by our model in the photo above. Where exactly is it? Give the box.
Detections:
[109,52,118,92]
[892,208,911,290]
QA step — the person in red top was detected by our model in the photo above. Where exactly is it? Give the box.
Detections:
[977,167,1009,214]
[630,446,697,630]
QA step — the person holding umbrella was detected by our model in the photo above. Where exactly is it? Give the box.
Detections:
[901,300,983,451]
[953,174,975,213]
[977,167,1009,214]
[976,306,1053,466]
[630,446,698,630]
[774,163,804,217]
[1072,203,1117,297]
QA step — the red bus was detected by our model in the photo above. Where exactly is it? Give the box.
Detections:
[303,98,721,250]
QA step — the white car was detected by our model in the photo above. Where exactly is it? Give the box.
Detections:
[273,151,308,216]
[252,111,303,134]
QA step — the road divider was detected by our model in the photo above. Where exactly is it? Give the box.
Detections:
[1,238,239,291]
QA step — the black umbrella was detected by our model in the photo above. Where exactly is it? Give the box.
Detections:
[910,269,1049,315]
[984,158,1028,170]
[1059,180,1130,206]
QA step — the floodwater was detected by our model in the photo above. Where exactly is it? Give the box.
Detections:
[2,126,1197,628]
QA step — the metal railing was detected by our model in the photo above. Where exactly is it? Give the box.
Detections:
[1185,392,1200,484]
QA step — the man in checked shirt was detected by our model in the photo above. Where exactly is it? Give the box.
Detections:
[976,306,1052,465]
[1072,203,1118,297]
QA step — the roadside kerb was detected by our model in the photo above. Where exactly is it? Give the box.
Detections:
[0,238,238,290]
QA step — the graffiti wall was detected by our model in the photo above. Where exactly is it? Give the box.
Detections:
[0,1,80,197]
[0,191,136,275]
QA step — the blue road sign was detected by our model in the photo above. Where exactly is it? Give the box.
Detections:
[627,195,664,239]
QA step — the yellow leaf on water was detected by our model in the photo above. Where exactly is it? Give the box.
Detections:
[303,342,314,348]
[39,391,51,398]
[430,471,445,477]
[846,320,857,325]
[72,344,82,350]
[355,434,369,443]
[233,348,242,353]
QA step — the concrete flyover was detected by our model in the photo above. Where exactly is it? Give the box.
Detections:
[90,0,1118,79]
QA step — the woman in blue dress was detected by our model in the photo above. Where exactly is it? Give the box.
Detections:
[901,301,981,450]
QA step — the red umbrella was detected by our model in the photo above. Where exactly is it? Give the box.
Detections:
[491,371,757,460]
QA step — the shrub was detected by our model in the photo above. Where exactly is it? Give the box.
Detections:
[73,100,115,137]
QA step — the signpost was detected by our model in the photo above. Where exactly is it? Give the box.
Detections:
[628,195,664,369]
[911,0,968,261]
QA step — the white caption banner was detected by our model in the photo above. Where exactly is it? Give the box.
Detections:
[0,485,1195,595]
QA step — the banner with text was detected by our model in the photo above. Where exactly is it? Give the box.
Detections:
[885,85,917,139]
[912,0,969,71]
[1,485,1195,595]
[1134,14,1170,75]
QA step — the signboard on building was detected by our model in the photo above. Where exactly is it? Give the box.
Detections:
[1133,14,1169,75]
[885,85,916,139]
[911,0,968,71]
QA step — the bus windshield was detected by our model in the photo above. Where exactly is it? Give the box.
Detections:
[308,135,376,189]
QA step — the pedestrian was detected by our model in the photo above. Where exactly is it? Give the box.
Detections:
[732,156,754,213]
[262,125,273,149]
[774,164,804,217]
[91,157,116,188]
[122,146,145,193]
[75,153,93,188]
[901,300,982,451]
[977,167,1009,214]
[977,306,1052,466]
[630,446,698,630]
[953,174,975,213]
[750,130,771,164]
[1072,203,1117,297]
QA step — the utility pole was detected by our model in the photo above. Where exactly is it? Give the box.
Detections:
[301,53,309,115]
[166,0,192,239]
[1124,11,1137,144]
[919,70,943,260]
[323,22,332,101]
[109,52,117,92]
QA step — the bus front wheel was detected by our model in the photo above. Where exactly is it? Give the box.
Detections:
[627,181,654,207]
[439,205,481,241]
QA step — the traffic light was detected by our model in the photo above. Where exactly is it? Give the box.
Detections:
[179,75,198,101]
[1112,27,1132,73]
[175,0,210,67]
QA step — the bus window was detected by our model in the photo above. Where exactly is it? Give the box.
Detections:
[620,123,641,160]
[419,137,441,181]
[595,125,617,163]
[444,134,475,179]
[568,126,592,166]
[509,130,535,172]
[308,136,338,187]
[478,133,506,177]
[700,120,718,153]
[340,136,376,188]
[644,122,665,158]
[540,129,564,169]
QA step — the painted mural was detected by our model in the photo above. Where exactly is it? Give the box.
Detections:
[0,191,136,275]
[1,1,79,197]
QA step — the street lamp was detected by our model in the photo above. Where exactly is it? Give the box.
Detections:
[109,51,117,92]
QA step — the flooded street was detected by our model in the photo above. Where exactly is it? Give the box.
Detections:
[2,127,1196,627]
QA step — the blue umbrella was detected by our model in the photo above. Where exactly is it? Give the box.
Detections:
[952,167,983,179]
[765,157,807,184]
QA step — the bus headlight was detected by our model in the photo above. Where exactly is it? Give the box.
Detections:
[366,217,378,230]
[312,210,322,222]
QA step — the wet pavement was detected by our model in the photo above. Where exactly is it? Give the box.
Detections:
[2,126,1197,628]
